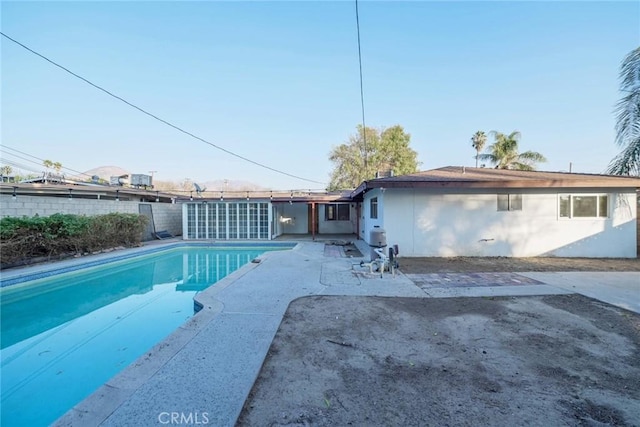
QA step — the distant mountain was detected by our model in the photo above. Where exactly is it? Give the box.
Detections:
[74,166,266,190]
[76,166,130,182]
[199,179,267,191]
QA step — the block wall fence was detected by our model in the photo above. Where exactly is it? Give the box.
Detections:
[0,195,183,239]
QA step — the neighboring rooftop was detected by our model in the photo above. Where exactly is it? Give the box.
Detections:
[0,181,352,203]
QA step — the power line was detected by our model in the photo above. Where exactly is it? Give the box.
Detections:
[0,145,334,193]
[0,159,42,175]
[1,145,94,179]
[355,0,368,170]
[0,32,326,186]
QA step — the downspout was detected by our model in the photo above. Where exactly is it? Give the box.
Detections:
[311,202,316,241]
[356,203,360,240]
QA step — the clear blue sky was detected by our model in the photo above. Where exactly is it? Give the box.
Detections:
[2,1,639,190]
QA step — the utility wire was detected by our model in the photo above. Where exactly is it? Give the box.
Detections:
[1,146,332,194]
[0,32,326,186]
[1,159,42,174]
[1,145,94,179]
[355,0,368,170]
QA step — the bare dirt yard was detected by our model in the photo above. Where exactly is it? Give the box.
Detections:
[397,256,640,273]
[237,251,640,425]
[238,292,640,426]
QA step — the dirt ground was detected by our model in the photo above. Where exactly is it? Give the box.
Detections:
[333,240,640,273]
[397,256,640,273]
[237,294,640,426]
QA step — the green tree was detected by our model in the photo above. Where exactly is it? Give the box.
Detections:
[0,165,13,176]
[43,160,62,173]
[471,131,487,168]
[478,131,547,171]
[607,47,640,176]
[328,125,420,190]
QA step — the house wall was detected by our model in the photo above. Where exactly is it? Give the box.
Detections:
[151,204,183,237]
[273,202,308,234]
[0,195,183,238]
[318,203,358,234]
[271,203,358,235]
[364,188,637,258]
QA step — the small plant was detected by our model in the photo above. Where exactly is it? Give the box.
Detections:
[323,394,331,408]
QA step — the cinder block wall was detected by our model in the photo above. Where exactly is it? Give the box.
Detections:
[0,195,183,238]
[151,203,183,236]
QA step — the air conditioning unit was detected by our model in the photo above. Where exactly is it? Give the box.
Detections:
[131,174,153,188]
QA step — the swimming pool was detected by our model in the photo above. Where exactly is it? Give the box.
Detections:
[0,243,292,426]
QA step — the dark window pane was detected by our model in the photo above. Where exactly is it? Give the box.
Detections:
[325,205,335,221]
[559,195,571,218]
[598,195,608,218]
[510,194,522,211]
[337,204,350,221]
[573,196,597,217]
[497,194,509,211]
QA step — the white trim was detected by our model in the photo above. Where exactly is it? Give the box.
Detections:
[558,193,609,220]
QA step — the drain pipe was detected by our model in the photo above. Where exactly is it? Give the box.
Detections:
[311,202,316,241]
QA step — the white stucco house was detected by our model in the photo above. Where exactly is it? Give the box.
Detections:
[4,166,639,258]
[351,166,640,258]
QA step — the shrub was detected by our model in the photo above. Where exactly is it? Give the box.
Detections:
[0,213,148,268]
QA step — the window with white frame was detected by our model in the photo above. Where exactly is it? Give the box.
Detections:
[370,197,378,219]
[185,202,269,239]
[325,203,350,221]
[559,194,608,218]
[497,194,522,211]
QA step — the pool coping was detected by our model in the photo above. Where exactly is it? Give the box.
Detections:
[53,244,296,426]
[1,240,299,426]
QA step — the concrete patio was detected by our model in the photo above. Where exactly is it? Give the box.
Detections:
[36,240,640,426]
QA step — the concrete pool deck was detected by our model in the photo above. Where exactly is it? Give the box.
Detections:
[32,240,639,426]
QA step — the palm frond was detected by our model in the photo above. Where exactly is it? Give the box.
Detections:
[519,151,548,163]
[510,162,536,171]
[609,46,640,174]
[619,47,640,92]
[614,91,640,147]
[606,137,640,176]
[507,131,522,142]
[480,130,545,170]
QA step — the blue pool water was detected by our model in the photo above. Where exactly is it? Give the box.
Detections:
[0,245,288,426]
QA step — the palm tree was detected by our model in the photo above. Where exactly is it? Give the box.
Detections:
[471,131,487,167]
[478,131,547,171]
[607,47,640,176]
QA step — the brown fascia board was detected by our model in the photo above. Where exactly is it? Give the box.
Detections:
[350,182,367,199]
[182,195,350,203]
[268,196,351,203]
[353,178,640,193]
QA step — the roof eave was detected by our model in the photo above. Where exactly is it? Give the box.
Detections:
[362,179,640,190]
